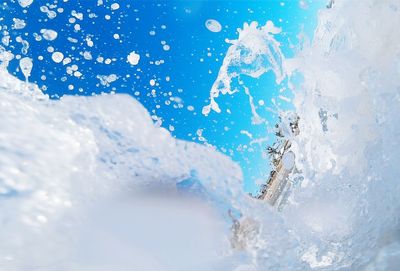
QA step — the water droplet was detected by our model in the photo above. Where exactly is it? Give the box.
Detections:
[51,52,64,63]
[127,51,140,65]
[205,19,222,33]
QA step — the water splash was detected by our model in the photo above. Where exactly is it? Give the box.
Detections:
[201,0,400,269]
[19,57,32,81]
[1,0,400,270]
[0,67,244,270]
[202,21,284,116]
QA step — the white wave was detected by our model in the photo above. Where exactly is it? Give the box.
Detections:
[202,0,400,270]
[0,68,245,270]
[284,0,400,269]
[2,0,400,270]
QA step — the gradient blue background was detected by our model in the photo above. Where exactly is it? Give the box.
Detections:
[2,0,323,194]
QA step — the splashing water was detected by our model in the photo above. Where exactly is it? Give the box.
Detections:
[207,0,400,269]
[0,67,245,270]
[19,57,33,81]
[202,20,284,116]
[284,0,400,268]
[1,0,400,270]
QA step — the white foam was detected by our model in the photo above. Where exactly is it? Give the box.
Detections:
[201,0,400,269]
[2,0,400,269]
[0,68,242,270]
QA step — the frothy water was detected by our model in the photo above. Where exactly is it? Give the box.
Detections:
[203,0,400,269]
[1,0,400,270]
[0,68,244,270]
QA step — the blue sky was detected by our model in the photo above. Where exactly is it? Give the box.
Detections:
[3,0,324,194]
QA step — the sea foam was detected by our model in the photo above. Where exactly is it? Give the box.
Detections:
[1,0,400,270]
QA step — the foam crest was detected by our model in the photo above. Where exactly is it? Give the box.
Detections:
[0,68,244,270]
[1,0,400,269]
[201,0,400,269]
